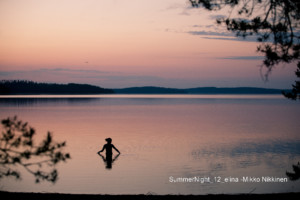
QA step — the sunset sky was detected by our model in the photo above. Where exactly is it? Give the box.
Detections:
[0,0,296,89]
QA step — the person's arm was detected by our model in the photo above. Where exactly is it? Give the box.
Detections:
[98,144,106,154]
[112,145,120,154]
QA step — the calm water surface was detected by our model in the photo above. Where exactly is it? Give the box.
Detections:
[0,95,299,194]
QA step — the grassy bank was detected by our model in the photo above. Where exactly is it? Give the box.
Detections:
[1,191,299,200]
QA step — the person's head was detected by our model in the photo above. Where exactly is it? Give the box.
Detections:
[105,138,112,144]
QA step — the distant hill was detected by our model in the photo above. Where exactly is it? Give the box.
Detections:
[114,86,287,94]
[185,87,284,94]
[113,86,186,94]
[0,80,288,95]
[0,80,114,94]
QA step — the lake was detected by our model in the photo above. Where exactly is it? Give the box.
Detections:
[0,95,299,194]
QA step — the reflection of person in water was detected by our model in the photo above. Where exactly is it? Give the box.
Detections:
[97,138,120,169]
[98,153,120,169]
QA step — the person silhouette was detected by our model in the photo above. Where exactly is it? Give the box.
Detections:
[97,138,120,169]
[98,138,120,155]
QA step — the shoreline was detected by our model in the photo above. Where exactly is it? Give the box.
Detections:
[1,191,300,200]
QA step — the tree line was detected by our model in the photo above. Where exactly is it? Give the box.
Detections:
[0,80,114,95]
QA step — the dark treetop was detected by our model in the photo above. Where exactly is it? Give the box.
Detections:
[0,80,114,95]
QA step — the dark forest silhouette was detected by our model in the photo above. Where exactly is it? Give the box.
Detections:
[0,116,70,183]
[0,80,288,95]
[189,0,300,100]
[114,86,286,94]
[0,80,114,95]
[286,162,300,181]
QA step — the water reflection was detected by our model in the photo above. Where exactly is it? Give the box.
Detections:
[0,97,98,107]
[0,94,291,107]
[192,141,300,158]
[98,153,120,169]
[1,95,299,194]
[191,140,300,172]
